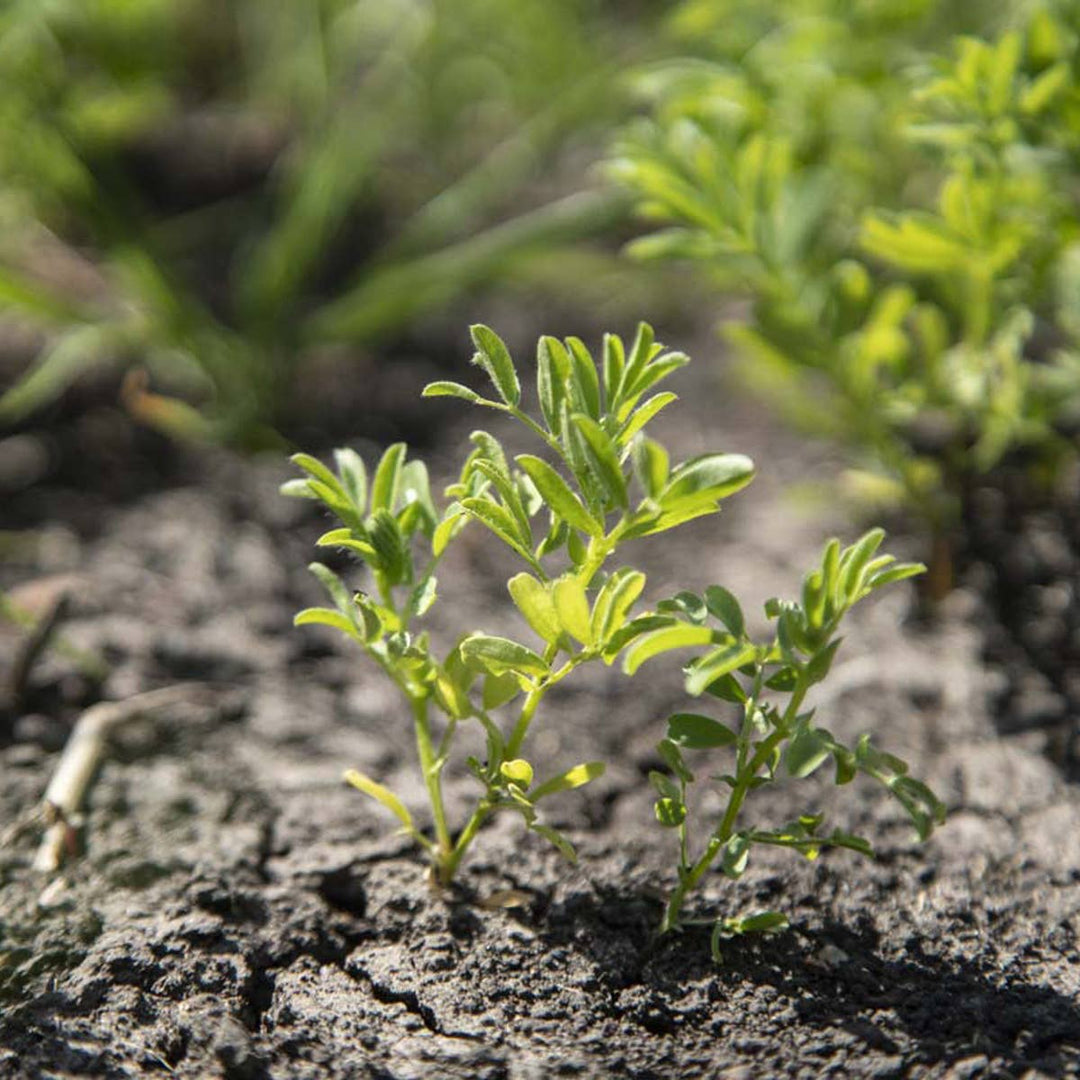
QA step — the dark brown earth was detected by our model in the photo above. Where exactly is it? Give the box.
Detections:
[2,354,1079,1079]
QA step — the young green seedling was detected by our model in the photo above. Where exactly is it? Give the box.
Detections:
[632,528,945,957]
[283,322,754,885]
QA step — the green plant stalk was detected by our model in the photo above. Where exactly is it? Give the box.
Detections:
[660,681,809,934]
[413,695,453,876]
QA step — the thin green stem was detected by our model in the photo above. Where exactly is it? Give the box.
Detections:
[412,696,453,878]
[659,679,810,934]
[441,799,494,883]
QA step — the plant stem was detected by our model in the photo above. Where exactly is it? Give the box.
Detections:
[505,683,547,760]
[441,799,493,883]
[659,682,809,934]
[411,696,453,877]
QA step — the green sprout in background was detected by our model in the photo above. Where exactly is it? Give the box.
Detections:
[0,0,640,445]
[611,0,1080,593]
[285,323,755,885]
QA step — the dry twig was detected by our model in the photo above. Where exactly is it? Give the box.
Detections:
[32,685,206,873]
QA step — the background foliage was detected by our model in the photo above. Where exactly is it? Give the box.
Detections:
[612,0,1080,573]
[0,0,647,445]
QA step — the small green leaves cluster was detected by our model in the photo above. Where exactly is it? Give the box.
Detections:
[635,528,944,948]
[612,2,1080,568]
[285,322,754,886]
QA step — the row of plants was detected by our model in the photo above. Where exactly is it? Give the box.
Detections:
[285,324,944,954]
[611,0,1080,591]
[0,0,643,446]
[5,0,1078,535]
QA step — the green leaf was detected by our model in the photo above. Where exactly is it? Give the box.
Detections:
[601,614,678,662]
[566,337,601,418]
[516,454,602,537]
[552,574,592,645]
[786,726,830,779]
[369,509,409,583]
[618,392,677,445]
[839,528,886,601]
[500,759,534,788]
[623,354,688,404]
[471,458,531,542]
[662,454,755,503]
[622,624,716,675]
[309,562,352,615]
[633,437,669,499]
[867,562,926,591]
[685,642,757,697]
[537,335,570,434]
[704,585,745,637]
[508,572,562,644]
[703,673,747,704]
[344,769,427,847]
[602,332,625,407]
[806,638,843,686]
[590,568,646,648]
[294,607,362,642]
[657,591,707,625]
[721,834,751,879]
[470,324,521,406]
[622,322,656,401]
[530,824,577,862]
[649,770,681,800]
[352,592,384,641]
[654,798,687,827]
[399,460,438,534]
[460,633,549,679]
[333,449,368,515]
[410,576,438,617]
[825,830,874,858]
[572,414,629,508]
[485,671,523,709]
[461,497,539,569]
[422,380,484,404]
[721,910,789,935]
[292,452,343,494]
[667,713,737,749]
[433,503,469,557]
[657,737,694,784]
[280,479,319,500]
[371,443,407,514]
[532,761,605,801]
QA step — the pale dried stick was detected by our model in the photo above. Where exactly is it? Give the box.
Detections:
[33,685,206,873]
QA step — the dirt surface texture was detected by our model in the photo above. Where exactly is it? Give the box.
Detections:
[1,354,1079,1080]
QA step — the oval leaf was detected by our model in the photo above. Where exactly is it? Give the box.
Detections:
[461,634,549,679]
[516,454,602,537]
[552,574,592,645]
[623,624,716,675]
[667,712,737,749]
[422,380,483,403]
[470,324,520,406]
[508,572,562,644]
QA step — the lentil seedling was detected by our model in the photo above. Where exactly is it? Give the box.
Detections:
[284,322,754,885]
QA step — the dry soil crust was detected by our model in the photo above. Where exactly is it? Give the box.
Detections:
[1,379,1079,1079]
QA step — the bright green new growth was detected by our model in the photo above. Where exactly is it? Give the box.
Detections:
[637,528,945,954]
[284,322,754,885]
[611,2,1080,587]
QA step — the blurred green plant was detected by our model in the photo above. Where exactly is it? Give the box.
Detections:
[0,0,637,445]
[635,529,943,952]
[611,0,1080,591]
[285,322,756,884]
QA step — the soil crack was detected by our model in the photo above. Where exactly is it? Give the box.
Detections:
[364,977,483,1041]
